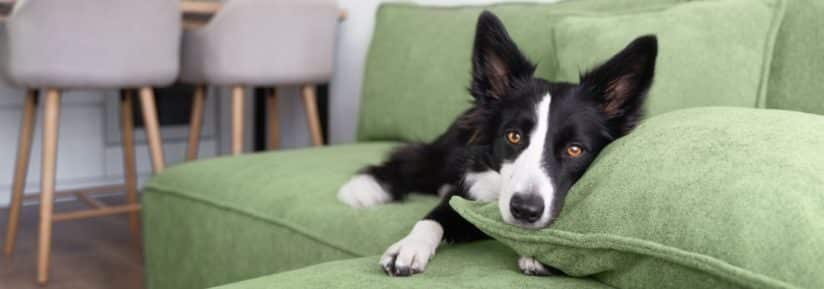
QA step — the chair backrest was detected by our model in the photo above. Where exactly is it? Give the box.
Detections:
[356,0,824,143]
[5,0,181,88]
[183,0,338,85]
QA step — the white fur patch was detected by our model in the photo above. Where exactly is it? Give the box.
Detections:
[380,220,444,276]
[518,256,553,276]
[499,94,556,228]
[437,184,454,197]
[337,174,392,208]
[464,170,502,202]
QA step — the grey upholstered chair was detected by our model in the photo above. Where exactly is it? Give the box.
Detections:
[181,0,338,157]
[1,0,179,284]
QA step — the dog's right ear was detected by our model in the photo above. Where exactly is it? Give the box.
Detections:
[470,11,535,104]
[580,35,657,135]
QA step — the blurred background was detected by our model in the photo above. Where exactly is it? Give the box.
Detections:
[0,0,562,208]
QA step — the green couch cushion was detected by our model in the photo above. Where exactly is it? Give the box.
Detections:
[356,0,688,143]
[552,0,786,116]
[765,0,824,115]
[451,107,824,289]
[211,241,613,289]
[143,143,440,289]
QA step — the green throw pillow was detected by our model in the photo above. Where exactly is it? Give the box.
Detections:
[551,0,786,116]
[451,107,824,289]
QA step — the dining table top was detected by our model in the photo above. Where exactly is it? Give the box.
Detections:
[0,1,347,29]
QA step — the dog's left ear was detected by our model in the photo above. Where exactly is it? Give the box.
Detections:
[581,35,657,134]
[470,11,535,104]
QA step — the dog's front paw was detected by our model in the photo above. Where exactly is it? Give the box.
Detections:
[337,174,392,208]
[379,238,436,277]
[379,221,443,277]
[518,256,556,276]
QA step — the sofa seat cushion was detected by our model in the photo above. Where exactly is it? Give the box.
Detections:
[143,142,440,289]
[212,241,613,289]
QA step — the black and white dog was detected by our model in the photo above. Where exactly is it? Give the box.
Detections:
[338,11,657,277]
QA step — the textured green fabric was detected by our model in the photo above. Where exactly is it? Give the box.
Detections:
[451,107,824,289]
[143,143,440,289]
[765,0,824,115]
[356,0,686,143]
[143,1,824,289]
[356,0,824,144]
[552,0,785,116]
[211,241,613,289]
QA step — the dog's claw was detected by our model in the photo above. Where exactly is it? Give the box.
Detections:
[518,256,557,276]
[394,266,411,277]
[381,261,412,277]
[380,256,399,276]
[381,262,393,276]
[379,252,417,277]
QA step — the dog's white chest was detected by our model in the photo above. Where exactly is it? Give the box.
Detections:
[464,170,502,202]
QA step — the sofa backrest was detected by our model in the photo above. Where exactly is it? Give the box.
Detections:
[356,0,823,143]
[763,0,824,114]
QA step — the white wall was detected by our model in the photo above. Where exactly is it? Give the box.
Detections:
[328,0,562,144]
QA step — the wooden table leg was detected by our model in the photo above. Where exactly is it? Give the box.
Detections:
[231,85,244,155]
[266,87,279,150]
[37,88,60,285]
[301,84,324,146]
[186,85,206,160]
[120,90,140,241]
[139,87,165,173]
[3,89,37,256]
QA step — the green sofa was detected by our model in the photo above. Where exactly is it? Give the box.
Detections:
[142,0,824,288]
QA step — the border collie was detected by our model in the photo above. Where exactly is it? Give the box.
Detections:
[338,11,657,277]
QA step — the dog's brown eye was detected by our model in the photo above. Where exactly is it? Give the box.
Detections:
[566,145,583,158]
[506,131,521,144]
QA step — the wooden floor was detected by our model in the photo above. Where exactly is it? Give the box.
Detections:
[0,197,144,289]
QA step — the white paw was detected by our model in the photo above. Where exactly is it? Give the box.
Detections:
[337,174,392,208]
[379,220,443,277]
[518,256,555,276]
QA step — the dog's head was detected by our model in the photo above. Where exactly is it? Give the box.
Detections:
[463,11,657,229]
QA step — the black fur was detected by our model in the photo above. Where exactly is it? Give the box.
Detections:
[360,11,657,276]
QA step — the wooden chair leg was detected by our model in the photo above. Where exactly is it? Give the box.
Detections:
[300,84,324,146]
[120,90,140,241]
[266,87,279,150]
[230,85,244,155]
[37,88,60,285]
[138,87,165,173]
[186,85,206,161]
[3,89,38,256]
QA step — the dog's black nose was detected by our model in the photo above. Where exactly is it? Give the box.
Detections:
[510,194,544,223]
